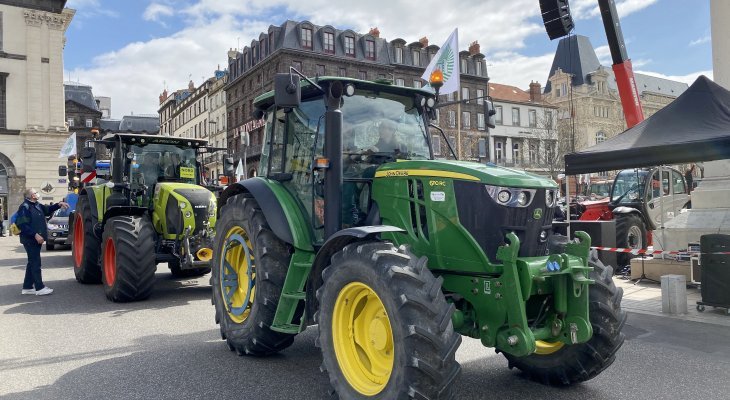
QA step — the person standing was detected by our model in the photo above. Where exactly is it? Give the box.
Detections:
[0,202,5,237]
[685,165,695,192]
[16,188,69,296]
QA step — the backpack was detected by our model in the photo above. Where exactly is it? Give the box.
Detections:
[10,205,27,236]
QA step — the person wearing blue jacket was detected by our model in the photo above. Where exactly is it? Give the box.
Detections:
[16,188,69,296]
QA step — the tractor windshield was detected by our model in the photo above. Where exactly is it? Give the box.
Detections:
[129,144,198,191]
[611,170,648,204]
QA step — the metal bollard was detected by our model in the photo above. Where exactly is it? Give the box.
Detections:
[661,274,688,314]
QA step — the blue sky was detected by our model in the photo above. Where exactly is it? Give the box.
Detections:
[63,0,713,118]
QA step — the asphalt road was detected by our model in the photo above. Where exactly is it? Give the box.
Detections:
[1,237,729,399]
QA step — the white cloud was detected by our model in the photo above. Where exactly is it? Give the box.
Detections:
[143,3,175,22]
[690,35,710,47]
[568,0,658,19]
[66,0,118,20]
[635,69,714,86]
[489,51,556,89]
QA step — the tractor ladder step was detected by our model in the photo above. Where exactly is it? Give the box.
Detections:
[271,251,314,334]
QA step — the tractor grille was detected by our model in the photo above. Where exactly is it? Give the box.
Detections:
[454,181,555,263]
[174,188,211,234]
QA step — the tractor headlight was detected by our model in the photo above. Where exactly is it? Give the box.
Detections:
[517,191,529,206]
[485,185,536,208]
[545,190,554,207]
[179,202,187,209]
[185,211,192,218]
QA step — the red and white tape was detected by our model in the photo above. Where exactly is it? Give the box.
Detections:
[590,246,730,256]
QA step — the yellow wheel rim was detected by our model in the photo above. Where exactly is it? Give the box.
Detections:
[534,340,565,355]
[220,226,256,324]
[332,282,394,396]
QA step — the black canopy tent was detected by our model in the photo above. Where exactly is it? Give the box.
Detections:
[564,76,730,175]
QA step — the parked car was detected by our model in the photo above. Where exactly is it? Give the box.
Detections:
[46,207,73,250]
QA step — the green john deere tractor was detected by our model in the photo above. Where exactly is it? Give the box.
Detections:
[71,133,222,302]
[211,72,626,398]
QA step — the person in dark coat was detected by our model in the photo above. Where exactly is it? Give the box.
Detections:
[16,188,69,296]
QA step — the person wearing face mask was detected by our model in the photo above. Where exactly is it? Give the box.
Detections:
[15,188,69,296]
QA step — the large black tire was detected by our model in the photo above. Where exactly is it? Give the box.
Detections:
[72,195,102,283]
[211,193,296,356]
[503,250,626,385]
[616,213,647,269]
[169,261,211,278]
[101,216,157,302]
[317,242,461,399]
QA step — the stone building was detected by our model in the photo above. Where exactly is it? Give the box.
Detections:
[64,82,102,154]
[543,35,689,167]
[224,20,490,176]
[0,0,73,217]
[205,70,228,182]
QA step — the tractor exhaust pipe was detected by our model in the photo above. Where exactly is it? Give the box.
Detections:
[196,248,213,262]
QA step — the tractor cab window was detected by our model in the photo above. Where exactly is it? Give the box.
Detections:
[611,170,648,205]
[130,144,198,205]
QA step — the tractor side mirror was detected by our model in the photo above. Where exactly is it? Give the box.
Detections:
[484,98,496,129]
[274,73,301,108]
[58,165,67,177]
[223,157,235,176]
[80,147,97,173]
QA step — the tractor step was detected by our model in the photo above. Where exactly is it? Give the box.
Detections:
[271,250,315,333]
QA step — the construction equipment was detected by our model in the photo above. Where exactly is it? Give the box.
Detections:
[571,167,690,268]
[210,72,626,398]
[71,133,224,302]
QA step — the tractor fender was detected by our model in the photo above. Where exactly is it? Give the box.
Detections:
[219,178,312,251]
[80,187,101,222]
[102,206,148,224]
[305,225,405,324]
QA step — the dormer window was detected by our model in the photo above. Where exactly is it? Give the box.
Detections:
[269,33,276,54]
[301,27,313,49]
[460,58,467,74]
[324,31,335,54]
[365,39,375,60]
[345,36,355,57]
[476,61,483,76]
[412,50,420,66]
[395,47,403,63]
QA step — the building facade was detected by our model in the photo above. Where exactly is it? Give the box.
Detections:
[205,70,227,182]
[64,82,102,155]
[0,0,73,217]
[225,20,490,177]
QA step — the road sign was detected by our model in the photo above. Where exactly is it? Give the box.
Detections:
[80,171,96,183]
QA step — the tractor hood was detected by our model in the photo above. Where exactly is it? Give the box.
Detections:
[153,182,217,237]
[374,160,557,189]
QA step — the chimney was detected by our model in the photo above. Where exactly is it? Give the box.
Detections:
[419,36,428,47]
[227,48,238,60]
[529,81,542,102]
[468,41,480,55]
[369,27,380,38]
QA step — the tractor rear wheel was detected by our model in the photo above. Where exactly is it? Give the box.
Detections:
[211,193,296,356]
[616,213,647,269]
[72,195,102,284]
[317,242,461,399]
[101,216,157,302]
[502,250,626,385]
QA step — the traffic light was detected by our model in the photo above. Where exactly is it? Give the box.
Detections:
[540,0,574,40]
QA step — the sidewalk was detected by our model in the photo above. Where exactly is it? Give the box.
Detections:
[614,276,730,327]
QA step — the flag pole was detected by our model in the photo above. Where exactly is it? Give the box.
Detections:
[456,91,462,159]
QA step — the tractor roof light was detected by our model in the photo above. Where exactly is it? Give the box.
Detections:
[314,157,330,170]
[429,69,444,89]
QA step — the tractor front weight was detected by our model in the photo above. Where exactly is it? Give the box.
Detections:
[444,231,594,357]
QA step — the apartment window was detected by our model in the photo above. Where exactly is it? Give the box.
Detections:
[85,118,93,128]
[395,47,403,63]
[478,138,487,157]
[345,36,355,56]
[477,113,485,130]
[461,87,469,103]
[434,109,440,123]
[67,118,74,127]
[476,61,483,76]
[460,58,467,74]
[448,111,456,128]
[446,92,454,102]
[0,73,6,128]
[339,67,347,77]
[359,70,367,80]
[513,143,520,163]
[292,61,302,71]
[561,83,567,97]
[412,50,420,66]
[366,40,375,60]
[529,143,537,164]
[301,27,313,49]
[462,111,470,129]
[528,110,536,127]
[316,64,325,76]
[596,131,607,144]
[546,111,553,129]
[432,135,441,156]
[0,12,3,51]
[324,31,335,53]
[496,142,503,161]
[476,89,484,105]
[413,80,422,89]
[512,108,520,126]
[395,78,404,86]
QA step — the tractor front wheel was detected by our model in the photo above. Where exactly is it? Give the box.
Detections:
[101,216,157,302]
[317,242,461,399]
[211,193,296,356]
[616,213,647,270]
[502,250,626,385]
[72,195,102,283]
